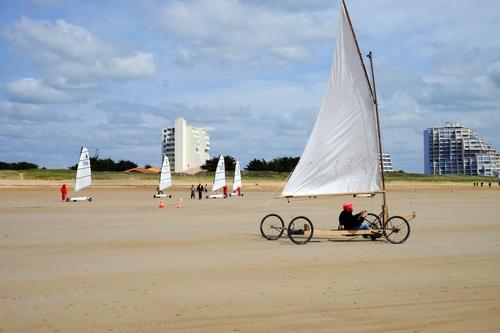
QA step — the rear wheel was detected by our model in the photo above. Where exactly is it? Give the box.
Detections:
[260,214,285,240]
[287,216,314,245]
[383,216,410,244]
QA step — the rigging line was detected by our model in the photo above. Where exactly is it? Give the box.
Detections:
[376,70,416,213]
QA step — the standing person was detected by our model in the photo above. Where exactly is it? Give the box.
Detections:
[60,184,68,202]
[489,182,492,188]
[196,183,203,200]
[481,182,484,187]
[204,184,208,193]
[190,185,195,199]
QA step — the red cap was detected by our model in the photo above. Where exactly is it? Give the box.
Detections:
[343,202,353,212]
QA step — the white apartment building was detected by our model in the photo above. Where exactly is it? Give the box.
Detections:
[382,153,394,172]
[161,118,210,172]
[424,122,499,177]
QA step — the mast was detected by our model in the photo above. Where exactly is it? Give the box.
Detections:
[341,0,375,102]
[342,0,387,219]
[367,52,387,220]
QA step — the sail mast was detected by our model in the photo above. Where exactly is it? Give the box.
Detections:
[342,0,387,218]
[367,52,388,218]
[341,0,375,102]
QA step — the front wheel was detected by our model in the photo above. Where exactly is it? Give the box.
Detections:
[383,216,410,244]
[365,213,382,230]
[260,214,284,240]
[287,216,314,245]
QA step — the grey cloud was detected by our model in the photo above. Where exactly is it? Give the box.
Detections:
[5,78,74,104]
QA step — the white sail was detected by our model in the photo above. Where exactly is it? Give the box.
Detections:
[75,146,92,192]
[282,2,381,197]
[232,160,242,192]
[212,155,225,191]
[159,155,172,191]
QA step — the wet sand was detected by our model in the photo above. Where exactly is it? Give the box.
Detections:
[1,187,499,332]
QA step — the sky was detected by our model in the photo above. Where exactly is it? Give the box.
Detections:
[1,0,499,172]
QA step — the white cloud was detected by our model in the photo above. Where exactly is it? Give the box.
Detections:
[5,78,73,104]
[155,0,334,65]
[4,17,155,83]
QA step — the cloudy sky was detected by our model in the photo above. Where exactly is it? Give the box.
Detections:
[1,0,499,172]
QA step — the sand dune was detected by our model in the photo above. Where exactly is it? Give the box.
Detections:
[1,188,499,332]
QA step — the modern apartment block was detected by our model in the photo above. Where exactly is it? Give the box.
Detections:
[161,118,210,172]
[382,153,394,172]
[424,122,500,177]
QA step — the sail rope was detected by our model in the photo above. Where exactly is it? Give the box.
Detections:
[376,73,416,214]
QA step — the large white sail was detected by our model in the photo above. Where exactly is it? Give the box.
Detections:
[212,155,225,191]
[232,160,242,192]
[159,155,172,191]
[282,2,381,197]
[75,146,92,192]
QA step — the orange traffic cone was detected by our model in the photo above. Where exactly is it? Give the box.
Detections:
[159,199,165,208]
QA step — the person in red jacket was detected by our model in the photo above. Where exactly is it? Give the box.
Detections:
[60,184,68,202]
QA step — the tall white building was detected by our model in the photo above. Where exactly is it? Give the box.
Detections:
[382,153,394,172]
[424,122,500,177]
[161,118,210,172]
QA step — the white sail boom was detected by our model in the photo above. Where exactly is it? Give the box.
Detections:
[159,156,172,191]
[232,160,242,191]
[75,146,91,192]
[282,3,381,197]
[212,155,226,191]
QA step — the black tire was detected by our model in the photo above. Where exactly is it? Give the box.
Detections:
[287,216,314,245]
[383,216,410,244]
[365,213,382,230]
[260,214,285,240]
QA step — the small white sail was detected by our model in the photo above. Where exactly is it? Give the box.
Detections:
[212,155,225,191]
[282,2,381,197]
[75,146,92,192]
[232,160,242,192]
[159,155,172,191]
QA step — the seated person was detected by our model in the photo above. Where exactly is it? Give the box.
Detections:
[339,202,370,230]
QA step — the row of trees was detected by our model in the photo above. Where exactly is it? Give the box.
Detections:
[69,157,137,172]
[0,161,39,170]
[201,156,299,172]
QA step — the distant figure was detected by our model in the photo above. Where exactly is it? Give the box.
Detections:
[338,202,369,230]
[60,184,68,202]
[473,182,476,187]
[489,182,492,188]
[481,182,484,187]
[204,184,208,193]
[156,186,163,195]
[190,185,195,199]
[196,183,203,200]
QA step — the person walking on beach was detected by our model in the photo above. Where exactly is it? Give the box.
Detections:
[489,182,492,188]
[196,183,203,200]
[60,184,68,202]
[190,185,195,199]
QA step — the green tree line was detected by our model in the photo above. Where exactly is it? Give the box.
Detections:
[0,161,39,170]
[201,156,299,172]
[69,157,137,172]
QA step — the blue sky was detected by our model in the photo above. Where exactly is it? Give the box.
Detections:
[1,0,499,172]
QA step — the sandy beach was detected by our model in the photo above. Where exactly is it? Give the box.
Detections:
[1,186,499,332]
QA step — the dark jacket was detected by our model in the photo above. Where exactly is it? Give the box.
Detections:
[339,211,363,229]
